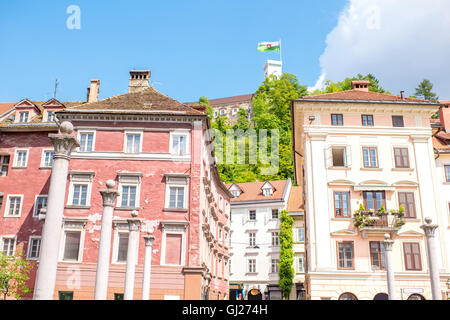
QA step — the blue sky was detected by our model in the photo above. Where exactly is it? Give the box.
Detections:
[0,0,345,103]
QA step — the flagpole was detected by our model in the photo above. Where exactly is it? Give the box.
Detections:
[279,39,282,63]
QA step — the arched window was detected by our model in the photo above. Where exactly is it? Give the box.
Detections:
[407,293,425,300]
[338,292,358,300]
[373,293,389,300]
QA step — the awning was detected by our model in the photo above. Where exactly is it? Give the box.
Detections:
[229,283,243,290]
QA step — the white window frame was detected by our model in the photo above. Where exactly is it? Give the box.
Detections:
[169,130,190,156]
[271,258,279,273]
[297,254,305,273]
[117,173,142,209]
[18,111,29,123]
[59,220,87,263]
[27,236,41,260]
[13,149,29,168]
[247,258,256,273]
[123,130,143,154]
[46,110,56,122]
[33,195,48,217]
[111,222,137,264]
[165,185,188,209]
[249,232,256,247]
[0,155,10,176]
[67,172,94,207]
[271,231,279,246]
[40,149,54,168]
[77,130,96,153]
[297,227,305,242]
[1,235,17,256]
[4,194,24,218]
[160,221,188,266]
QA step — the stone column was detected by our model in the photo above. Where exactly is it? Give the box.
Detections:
[382,233,396,300]
[34,122,80,300]
[420,217,442,300]
[141,234,155,300]
[124,214,141,300]
[94,180,120,300]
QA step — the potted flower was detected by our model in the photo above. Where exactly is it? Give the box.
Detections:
[376,205,387,217]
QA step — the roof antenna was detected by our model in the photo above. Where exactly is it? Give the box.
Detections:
[54,79,59,99]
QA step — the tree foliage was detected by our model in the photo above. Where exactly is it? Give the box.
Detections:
[415,79,439,102]
[310,73,390,95]
[0,251,34,300]
[278,210,294,299]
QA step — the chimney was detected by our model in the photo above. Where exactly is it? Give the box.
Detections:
[400,91,405,99]
[439,102,450,132]
[129,70,151,93]
[351,80,370,92]
[87,79,100,103]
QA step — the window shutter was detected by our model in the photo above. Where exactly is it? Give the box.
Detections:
[345,145,352,167]
[324,146,332,168]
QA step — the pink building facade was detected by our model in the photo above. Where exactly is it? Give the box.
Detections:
[0,72,231,300]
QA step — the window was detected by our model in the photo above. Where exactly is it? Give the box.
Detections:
[168,186,185,208]
[19,111,29,123]
[392,115,404,127]
[214,111,218,117]
[249,210,256,221]
[62,231,81,261]
[220,109,226,116]
[14,150,28,167]
[361,115,374,126]
[47,111,56,122]
[370,241,386,270]
[271,209,279,219]
[34,195,48,217]
[71,184,88,206]
[297,228,305,242]
[6,196,22,217]
[331,147,348,167]
[79,132,95,152]
[121,185,137,207]
[394,148,410,168]
[337,241,354,269]
[298,255,305,273]
[248,259,256,273]
[171,133,188,156]
[334,192,350,217]
[165,233,183,265]
[41,150,54,167]
[403,242,422,270]
[363,191,386,211]
[114,293,124,300]
[125,132,141,153]
[271,259,279,273]
[0,195,3,213]
[262,188,273,196]
[249,232,256,247]
[445,165,450,182]
[331,114,343,126]
[0,155,10,176]
[28,237,41,259]
[59,291,73,300]
[231,190,240,198]
[362,147,378,168]
[271,232,279,246]
[339,293,358,300]
[1,237,16,256]
[117,233,128,263]
[398,192,416,218]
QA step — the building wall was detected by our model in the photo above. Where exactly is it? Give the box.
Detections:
[436,154,450,274]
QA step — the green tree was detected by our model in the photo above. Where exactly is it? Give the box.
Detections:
[278,210,294,299]
[311,73,390,95]
[193,96,214,119]
[0,251,34,300]
[415,79,439,102]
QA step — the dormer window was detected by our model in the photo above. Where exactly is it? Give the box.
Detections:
[231,190,240,198]
[47,111,56,122]
[19,112,29,123]
[261,181,275,197]
[229,183,243,199]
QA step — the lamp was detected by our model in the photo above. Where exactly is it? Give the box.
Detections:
[308,115,315,123]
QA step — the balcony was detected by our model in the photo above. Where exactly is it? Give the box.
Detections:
[353,206,406,239]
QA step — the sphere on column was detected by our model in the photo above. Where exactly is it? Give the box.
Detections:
[59,121,74,134]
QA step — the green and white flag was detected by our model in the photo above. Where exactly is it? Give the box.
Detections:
[257,41,281,52]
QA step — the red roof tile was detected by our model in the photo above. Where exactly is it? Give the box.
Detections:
[185,94,253,106]
[302,90,433,103]
[226,180,288,202]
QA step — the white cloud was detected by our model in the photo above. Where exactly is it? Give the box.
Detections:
[314,0,450,98]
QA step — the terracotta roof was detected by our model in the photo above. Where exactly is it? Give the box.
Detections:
[301,90,435,103]
[185,94,253,106]
[66,86,205,116]
[287,186,304,213]
[0,102,16,116]
[226,180,288,202]
[433,131,450,151]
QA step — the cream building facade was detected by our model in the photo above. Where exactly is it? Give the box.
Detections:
[291,81,450,300]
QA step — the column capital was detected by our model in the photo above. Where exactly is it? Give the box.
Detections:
[308,131,328,141]
[49,122,80,159]
[143,235,155,247]
[382,233,395,251]
[410,134,431,143]
[99,180,120,207]
[420,217,438,237]
[127,218,142,232]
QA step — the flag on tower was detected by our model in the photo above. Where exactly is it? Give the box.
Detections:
[257,41,281,52]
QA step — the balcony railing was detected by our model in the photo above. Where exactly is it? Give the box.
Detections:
[353,206,406,238]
